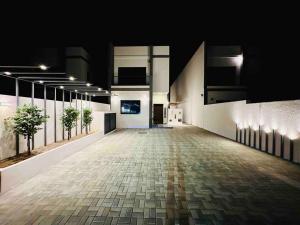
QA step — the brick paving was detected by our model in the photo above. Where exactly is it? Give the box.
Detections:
[1,126,300,225]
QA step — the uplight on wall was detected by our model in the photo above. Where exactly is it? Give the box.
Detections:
[234,54,243,66]
[39,64,48,70]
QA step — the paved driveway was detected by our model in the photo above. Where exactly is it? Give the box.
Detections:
[1,127,300,225]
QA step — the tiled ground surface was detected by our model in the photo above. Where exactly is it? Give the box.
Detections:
[1,127,300,225]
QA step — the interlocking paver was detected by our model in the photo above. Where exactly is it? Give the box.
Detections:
[1,127,300,224]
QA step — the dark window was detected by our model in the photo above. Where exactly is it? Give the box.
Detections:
[118,67,146,85]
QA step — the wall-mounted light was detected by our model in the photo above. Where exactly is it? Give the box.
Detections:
[93,94,95,97]
[69,76,75,81]
[38,80,44,84]
[85,92,88,95]
[98,87,102,91]
[105,91,109,94]
[234,54,243,66]
[86,83,91,87]
[39,64,48,70]
[279,130,286,159]
[264,127,271,153]
[59,86,64,89]
[75,90,78,92]
[3,71,12,75]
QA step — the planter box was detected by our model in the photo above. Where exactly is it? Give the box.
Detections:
[0,130,104,194]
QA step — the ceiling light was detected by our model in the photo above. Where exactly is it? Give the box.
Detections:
[85,92,88,95]
[75,90,78,92]
[4,71,12,75]
[39,64,48,70]
[38,80,44,84]
[86,83,91,87]
[69,76,75,81]
[60,86,64,89]
[106,91,109,94]
[98,87,102,91]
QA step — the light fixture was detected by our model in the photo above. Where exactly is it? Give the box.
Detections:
[105,91,109,94]
[59,86,64,89]
[234,54,243,66]
[38,80,44,84]
[4,71,12,75]
[69,76,75,81]
[93,94,95,97]
[86,83,91,87]
[39,64,48,70]
[85,92,88,95]
[98,87,102,91]
[74,90,78,92]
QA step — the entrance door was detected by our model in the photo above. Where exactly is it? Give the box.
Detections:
[153,104,164,124]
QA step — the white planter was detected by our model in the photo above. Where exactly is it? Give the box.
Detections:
[0,130,104,194]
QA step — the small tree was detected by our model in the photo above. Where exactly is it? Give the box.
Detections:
[61,107,79,140]
[11,104,48,155]
[83,108,93,134]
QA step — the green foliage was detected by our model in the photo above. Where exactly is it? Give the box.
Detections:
[61,107,80,139]
[10,104,48,154]
[83,108,93,134]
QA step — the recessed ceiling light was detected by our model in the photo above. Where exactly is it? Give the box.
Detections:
[98,87,102,91]
[75,89,78,92]
[105,91,109,94]
[38,80,44,84]
[60,86,64,89]
[4,71,12,75]
[39,64,48,70]
[85,92,88,95]
[86,83,91,87]
[69,76,75,81]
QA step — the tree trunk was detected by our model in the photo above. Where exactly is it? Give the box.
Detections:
[68,130,70,140]
[27,136,31,155]
[86,126,88,134]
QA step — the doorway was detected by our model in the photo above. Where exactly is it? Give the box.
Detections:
[153,104,164,124]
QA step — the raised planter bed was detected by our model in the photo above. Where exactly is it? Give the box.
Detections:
[0,130,104,194]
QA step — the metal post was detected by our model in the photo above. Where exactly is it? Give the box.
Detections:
[272,130,276,155]
[81,94,83,134]
[62,90,65,140]
[244,128,246,145]
[31,82,35,150]
[235,124,238,142]
[75,93,78,136]
[254,130,257,148]
[280,135,284,158]
[266,133,269,153]
[89,95,91,132]
[258,125,262,150]
[248,126,251,146]
[69,91,72,107]
[239,128,242,143]
[54,88,57,142]
[15,79,20,155]
[44,85,47,146]
[290,139,294,162]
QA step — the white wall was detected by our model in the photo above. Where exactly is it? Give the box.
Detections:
[153,58,169,93]
[111,91,149,128]
[172,43,205,127]
[0,94,110,160]
[171,42,300,163]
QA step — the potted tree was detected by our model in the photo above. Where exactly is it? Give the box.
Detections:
[83,108,93,134]
[61,107,80,140]
[11,104,48,155]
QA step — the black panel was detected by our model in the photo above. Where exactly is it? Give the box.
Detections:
[104,113,116,134]
[118,67,146,85]
[207,67,236,86]
[120,100,141,114]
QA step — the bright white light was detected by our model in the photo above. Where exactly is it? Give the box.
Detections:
[234,54,243,66]
[98,87,102,91]
[4,71,12,75]
[39,64,48,70]
[59,86,64,89]
[85,92,88,95]
[105,91,109,94]
[264,127,271,133]
[93,94,95,97]
[69,76,75,81]
[86,83,91,87]
[252,125,259,131]
[279,129,286,136]
[38,80,44,84]
[75,90,78,92]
